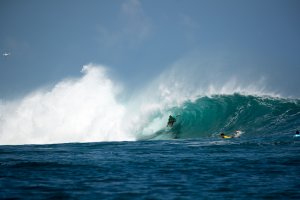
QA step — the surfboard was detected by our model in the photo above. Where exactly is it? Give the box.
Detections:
[294,134,300,137]
[223,135,233,139]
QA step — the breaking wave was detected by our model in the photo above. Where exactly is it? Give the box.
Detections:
[152,94,300,140]
[0,64,299,145]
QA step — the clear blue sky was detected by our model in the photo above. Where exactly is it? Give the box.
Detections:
[1,0,300,98]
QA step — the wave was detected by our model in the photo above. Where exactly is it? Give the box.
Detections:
[152,94,300,140]
[0,65,133,145]
[0,64,299,145]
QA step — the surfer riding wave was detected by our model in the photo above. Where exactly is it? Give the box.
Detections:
[167,115,181,127]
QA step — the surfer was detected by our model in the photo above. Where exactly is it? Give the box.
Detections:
[167,115,176,127]
[296,130,299,135]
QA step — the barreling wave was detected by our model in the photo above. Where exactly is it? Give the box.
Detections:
[150,94,300,140]
[1,64,299,145]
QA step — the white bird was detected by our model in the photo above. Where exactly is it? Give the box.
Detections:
[3,52,11,57]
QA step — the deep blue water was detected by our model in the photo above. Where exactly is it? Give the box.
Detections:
[1,94,300,199]
[1,137,300,199]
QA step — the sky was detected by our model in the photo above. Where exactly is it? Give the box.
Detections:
[1,0,300,99]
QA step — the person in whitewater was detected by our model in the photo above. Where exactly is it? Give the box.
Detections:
[234,130,242,138]
[167,115,176,127]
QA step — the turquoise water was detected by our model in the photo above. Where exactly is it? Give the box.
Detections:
[1,94,300,199]
[155,94,300,140]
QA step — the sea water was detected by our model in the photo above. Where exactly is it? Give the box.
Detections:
[1,66,300,199]
[1,94,300,199]
[1,138,299,199]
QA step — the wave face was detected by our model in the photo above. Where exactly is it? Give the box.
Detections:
[162,94,300,139]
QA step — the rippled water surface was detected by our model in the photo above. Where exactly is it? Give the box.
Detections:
[1,137,300,199]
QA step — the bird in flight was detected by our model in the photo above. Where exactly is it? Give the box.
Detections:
[3,52,11,57]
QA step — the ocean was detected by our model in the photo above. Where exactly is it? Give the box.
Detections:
[1,93,300,199]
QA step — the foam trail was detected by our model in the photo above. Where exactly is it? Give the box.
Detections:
[0,64,133,145]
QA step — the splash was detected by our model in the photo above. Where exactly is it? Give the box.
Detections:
[0,65,132,145]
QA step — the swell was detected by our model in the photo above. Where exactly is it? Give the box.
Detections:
[157,94,300,139]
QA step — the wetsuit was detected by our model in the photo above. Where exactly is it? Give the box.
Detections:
[167,116,176,127]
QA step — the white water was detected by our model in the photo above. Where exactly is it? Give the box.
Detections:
[0,63,277,145]
[0,65,131,144]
